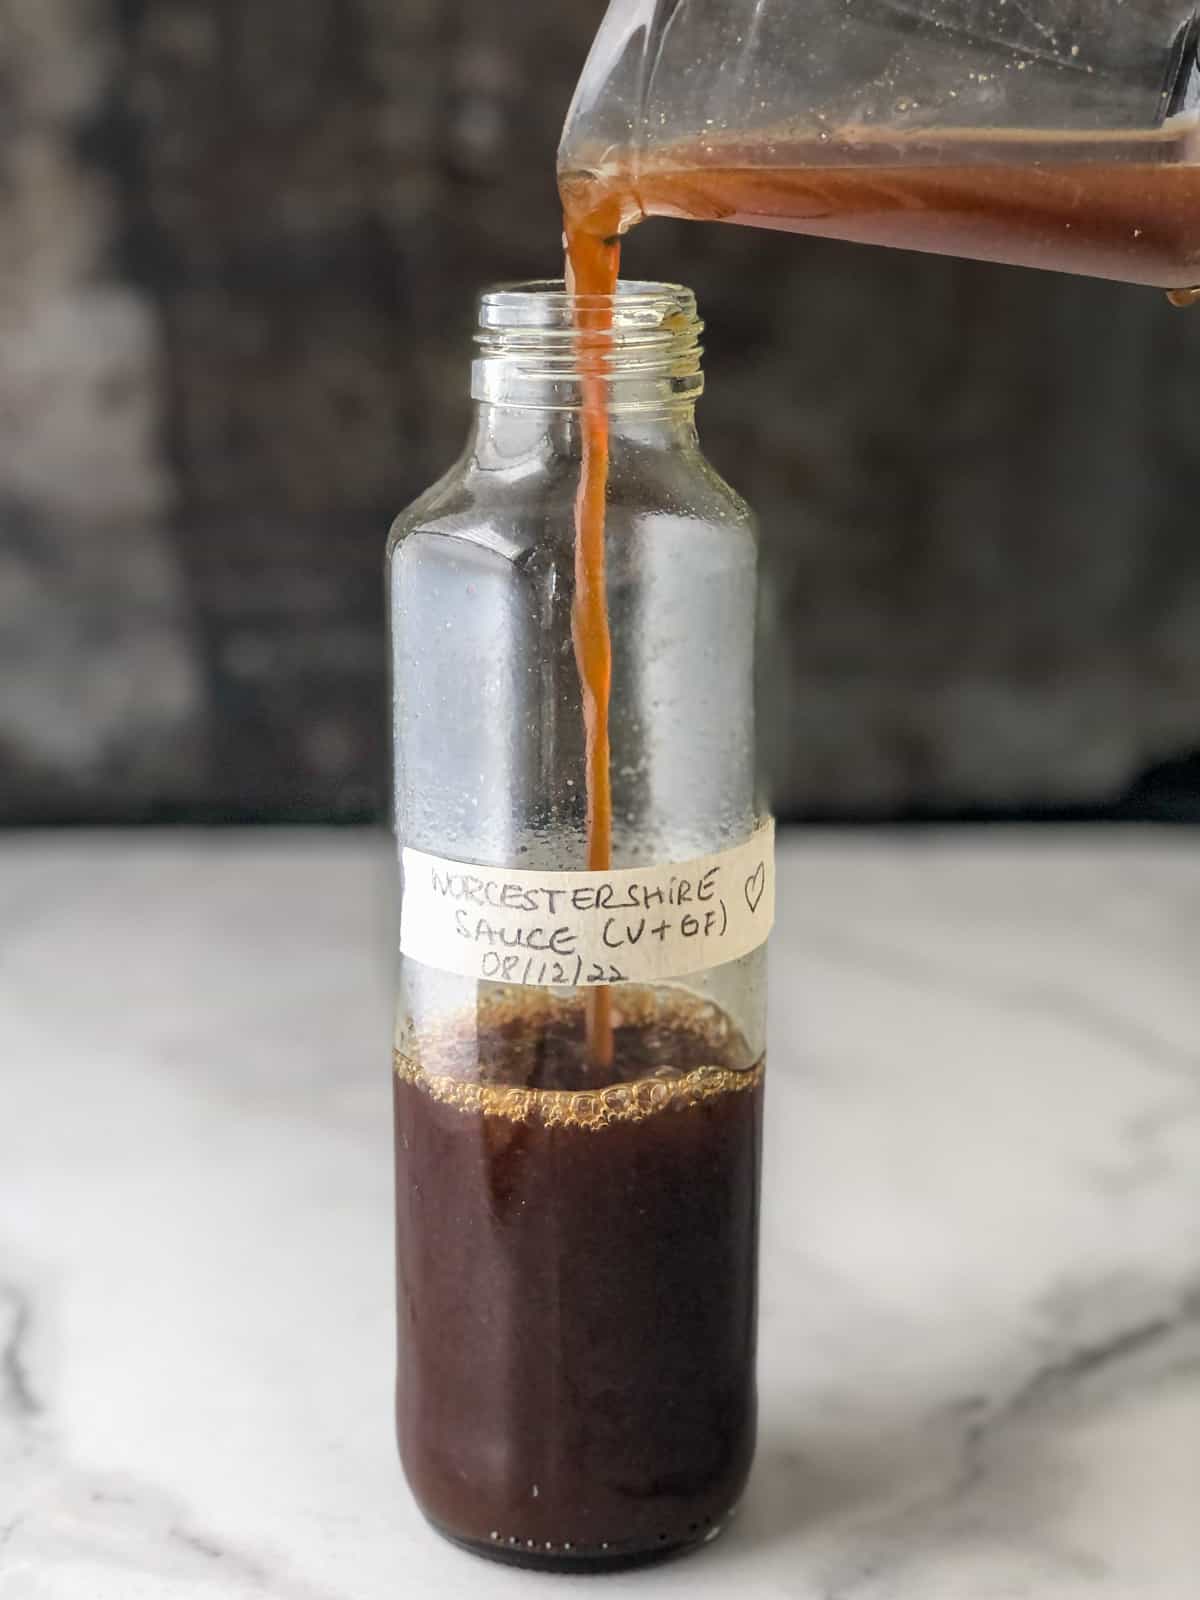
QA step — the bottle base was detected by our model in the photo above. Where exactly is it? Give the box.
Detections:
[428,1514,730,1573]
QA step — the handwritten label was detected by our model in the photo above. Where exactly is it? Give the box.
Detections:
[400,821,775,985]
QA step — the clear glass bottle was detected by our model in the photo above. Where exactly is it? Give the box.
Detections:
[388,280,769,1571]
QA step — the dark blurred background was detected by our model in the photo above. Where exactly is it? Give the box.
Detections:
[3,0,1199,825]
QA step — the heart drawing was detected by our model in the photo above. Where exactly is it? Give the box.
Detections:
[744,862,766,915]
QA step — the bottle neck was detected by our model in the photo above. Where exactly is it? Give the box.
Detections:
[470,278,704,422]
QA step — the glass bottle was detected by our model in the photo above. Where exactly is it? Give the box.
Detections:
[388,279,772,1570]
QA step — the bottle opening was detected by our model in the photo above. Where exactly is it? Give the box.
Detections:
[472,279,704,412]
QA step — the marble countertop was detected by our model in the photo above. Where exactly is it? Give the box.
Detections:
[2,829,1198,1599]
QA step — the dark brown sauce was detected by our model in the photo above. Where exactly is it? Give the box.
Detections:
[394,987,763,1568]
[563,124,1200,289]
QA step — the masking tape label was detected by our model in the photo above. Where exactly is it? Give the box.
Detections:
[400,820,775,985]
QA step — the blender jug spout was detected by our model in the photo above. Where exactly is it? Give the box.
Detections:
[559,1,1200,294]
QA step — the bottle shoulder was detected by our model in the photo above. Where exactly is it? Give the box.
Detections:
[388,439,755,565]
[385,455,472,557]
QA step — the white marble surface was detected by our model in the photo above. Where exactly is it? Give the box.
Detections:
[2,829,1198,1599]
